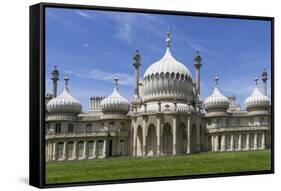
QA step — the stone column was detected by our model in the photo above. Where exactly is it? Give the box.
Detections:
[52,142,57,161]
[157,117,161,155]
[238,134,242,151]
[230,135,234,151]
[63,141,67,160]
[211,135,214,151]
[261,132,265,149]
[142,119,147,156]
[103,139,107,158]
[173,116,177,155]
[196,121,200,152]
[46,143,49,161]
[246,133,250,150]
[73,140,77,160]
[133,126,137,156]
[194,51,202,95]
[187,116,191,154]
[83,141,87,159]
[214,135,219,152]
[221,135,226,151]
[93,140,97,158]
[254,133,258,150]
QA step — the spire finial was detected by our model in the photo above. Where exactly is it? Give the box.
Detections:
[254,75,259,86]
[133,49,141,66]
[166,27,171,48]
[113,75,119,89]
[214,74,219,86]
[64,75,69,90]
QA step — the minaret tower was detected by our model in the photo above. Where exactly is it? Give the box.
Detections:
[64,75,69,91]
[261,68,268,96]
[214,74,219,87]
[51,66,59,97]
[133,49,141,102]
[194,51,202,95]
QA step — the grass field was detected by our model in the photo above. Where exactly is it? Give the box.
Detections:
[46,150,271,184]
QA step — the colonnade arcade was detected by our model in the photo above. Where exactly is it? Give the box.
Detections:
[133,115,201,156]
[206,131,266,152]
[46,137,128,161]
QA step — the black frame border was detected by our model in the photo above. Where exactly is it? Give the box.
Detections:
[29,2,275,189]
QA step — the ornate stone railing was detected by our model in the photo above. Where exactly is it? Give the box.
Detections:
[46,129,129,139]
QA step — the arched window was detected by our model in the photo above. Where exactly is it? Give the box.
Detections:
[171,72,175,79]
[160,72,164,79]
[97,140,104,157]
[77,141,84,159]
[67,142,74,159]
[176,73,180,80]
[55,123,61,133]
[165,72,170,79]
[155,73,159,80]
[57,142,64,160]
[181,74,184,81]
[68,124,74,133]
[226,135,231,150]
[249,134,255,149]
[257,134,262,148]
[88,141,95,159]
[86,124,92,132]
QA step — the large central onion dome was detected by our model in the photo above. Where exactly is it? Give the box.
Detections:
[100,77,130,114]
[47,76,82,114]
[142,31,193,102]
[244,77,270,111]
[204,75,230,112]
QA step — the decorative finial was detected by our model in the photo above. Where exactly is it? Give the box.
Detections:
[113,75,119,89]
[133,49,141,65]
[214,74,219,86]
[262,67,268,81]
[194,50,202,63]
[254,75,259,86]
[64,75,69,90]
[166,28,171,48]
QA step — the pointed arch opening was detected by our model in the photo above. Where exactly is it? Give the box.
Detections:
[136,125,143,156]
[147,124,157,156]
[162,123,173,154]
[177,123,187,153]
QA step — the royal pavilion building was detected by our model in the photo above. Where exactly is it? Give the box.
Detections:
[45,31,271,161]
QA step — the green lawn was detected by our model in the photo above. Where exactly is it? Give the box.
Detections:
[46,150,271,184]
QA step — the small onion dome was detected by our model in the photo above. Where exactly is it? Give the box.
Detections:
[47,76,82,114]
[142,30,193,102]
[244,77,270,111]
[204,75,230,112]
[100,77,130,114]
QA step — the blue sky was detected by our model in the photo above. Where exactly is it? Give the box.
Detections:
[45,8,271,112]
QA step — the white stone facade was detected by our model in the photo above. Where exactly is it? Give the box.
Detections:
[45,31,271,161]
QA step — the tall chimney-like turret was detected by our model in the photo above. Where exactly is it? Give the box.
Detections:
[194,51,202,95]
[133,49,141,101]
[261,68,268,96]
[51,66,59,97]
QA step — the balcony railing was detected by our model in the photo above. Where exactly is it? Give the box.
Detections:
[212,123,270,129]
[47,127,127,135]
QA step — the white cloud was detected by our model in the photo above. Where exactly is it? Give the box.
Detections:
[115,23,132,43]
[82,43,89,48]
[77,68,134,86]
[46,11,89,34]
[77,10,92,18]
